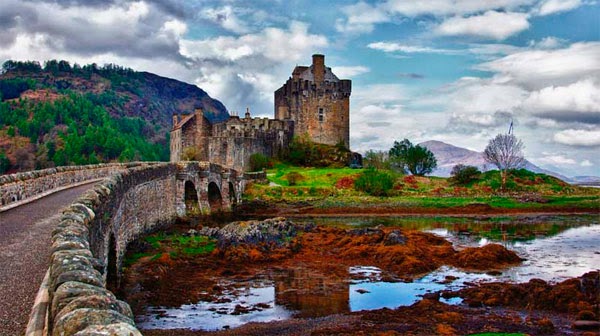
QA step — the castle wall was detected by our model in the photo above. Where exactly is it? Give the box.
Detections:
[206,116,293,171]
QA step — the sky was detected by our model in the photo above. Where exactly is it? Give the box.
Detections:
[0,0,598,177]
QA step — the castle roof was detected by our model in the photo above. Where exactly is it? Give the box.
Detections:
[173,113,195,130]
[295,65,340,82]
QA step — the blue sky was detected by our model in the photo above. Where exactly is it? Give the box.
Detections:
[0,0,598,176]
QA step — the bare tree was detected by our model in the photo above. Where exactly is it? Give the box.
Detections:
[483,134,525,190]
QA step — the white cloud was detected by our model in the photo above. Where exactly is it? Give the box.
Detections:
[383,0,535,16]
[201,6,249,34]
[522,79,600,119]
[554,129,600,147]
[367,41,460,54]
[581,159,593,167]
[477,42,600,89]
[331,66,370,78]
[536,154,577,165]
[335,1,389,33]
[528,36,567,49]
[435,11,530,40]
[536,0,583,15]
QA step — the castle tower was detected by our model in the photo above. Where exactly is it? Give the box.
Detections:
[274,54,351,148]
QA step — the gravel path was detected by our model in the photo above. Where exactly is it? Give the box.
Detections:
[0,183,96,336]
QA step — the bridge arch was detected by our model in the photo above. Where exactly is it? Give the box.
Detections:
[228,181,237,206]
[184,180,200,214]
[207,181,223,211]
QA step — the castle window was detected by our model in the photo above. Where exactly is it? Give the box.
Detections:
[318,108,324,122]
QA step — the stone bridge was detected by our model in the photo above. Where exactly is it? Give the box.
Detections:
[0,161,265,335]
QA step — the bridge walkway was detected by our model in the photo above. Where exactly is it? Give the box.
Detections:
[0,183,96,336]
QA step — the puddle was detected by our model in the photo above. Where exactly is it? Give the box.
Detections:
[136,215,600,331]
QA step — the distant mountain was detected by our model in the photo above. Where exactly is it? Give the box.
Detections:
[419,140,577,182]
[0,60,229,173]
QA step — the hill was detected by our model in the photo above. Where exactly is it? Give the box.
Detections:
[419,140,574,182]
[0,60,229,173]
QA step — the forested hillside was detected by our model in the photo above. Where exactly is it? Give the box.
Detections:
[0,60,229,173]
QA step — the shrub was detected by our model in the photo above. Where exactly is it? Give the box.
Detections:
[0,152,10,174]
[354,168,394,196]
[449,164,481,185]
[335,176,356,189]
[182,146,202,161]
[248,153,272,172]
[285,172,304,186]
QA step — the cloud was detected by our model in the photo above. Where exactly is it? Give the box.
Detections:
[581,159,593,167]
[536,0,583,15]
[536,154,578,165]
[477,42,600,89]
[367,41,460,54]
[335,1,389,33]
[382,0,535,16]
[200,6,249,34]
[522,79,600,124]
[528,36,567,49]
[331,66,370,78]
[553,129,600,147]
[435,11,530,40]
[398,73,425,79]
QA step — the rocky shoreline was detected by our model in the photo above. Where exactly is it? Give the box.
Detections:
[121,216,600,335]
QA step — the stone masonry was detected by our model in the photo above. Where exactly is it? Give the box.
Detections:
[275,54,351,148]
[170,54,351,171]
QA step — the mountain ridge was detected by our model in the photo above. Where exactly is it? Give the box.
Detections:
[419,140,596,183]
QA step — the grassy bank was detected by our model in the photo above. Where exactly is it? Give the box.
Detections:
[243,164,599,212]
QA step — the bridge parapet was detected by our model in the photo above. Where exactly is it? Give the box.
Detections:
[0,162,160,211]
[39,161,252,335]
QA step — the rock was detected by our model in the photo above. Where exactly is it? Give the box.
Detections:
[384,230,407,245]
[199,217,311,248]
[52,269,104,292]
[52,282,116,320]
[572,320,600,330]
[73,322,142,336]
[53,308,134,336]
[348,227,384,236]
[55,295,134,323]
[355,289,370,294]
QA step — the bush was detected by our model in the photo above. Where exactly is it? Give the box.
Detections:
[182,146,202,161]
[449,164,481,185]
[354,168,395,196]
[285,172,304,186]
[0,152,10,174]
[248,153,272,172]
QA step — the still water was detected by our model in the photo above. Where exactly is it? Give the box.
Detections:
[137,215,600,331]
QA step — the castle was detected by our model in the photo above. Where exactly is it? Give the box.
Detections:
[170,54,352,171]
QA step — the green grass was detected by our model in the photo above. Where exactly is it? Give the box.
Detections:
[268,163,362,187]
[123,233,217,267]
[244,164,599,211]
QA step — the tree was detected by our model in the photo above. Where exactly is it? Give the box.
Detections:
[483,133,525,190]
[449,164,481,185]
[363,150,390,170]
[389,139,437,176]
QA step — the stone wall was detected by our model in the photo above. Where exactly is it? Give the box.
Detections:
[47,163,178,335]
[0,163,155,210]
[41,161,250,335]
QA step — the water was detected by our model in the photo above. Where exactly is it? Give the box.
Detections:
[136,215,600,331]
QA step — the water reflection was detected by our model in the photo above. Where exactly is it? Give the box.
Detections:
[137,215,600,331]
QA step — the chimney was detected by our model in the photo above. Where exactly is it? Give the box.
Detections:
[172,114,179,128]
[312,54,325,84]
[245,107,251,119]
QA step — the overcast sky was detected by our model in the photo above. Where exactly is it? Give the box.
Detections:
[0,0,598,177]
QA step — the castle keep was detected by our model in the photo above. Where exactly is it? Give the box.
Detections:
[170,54,351,171]
[275,54,351,148]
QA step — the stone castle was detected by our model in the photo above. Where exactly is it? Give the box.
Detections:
[170,54,352,171]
